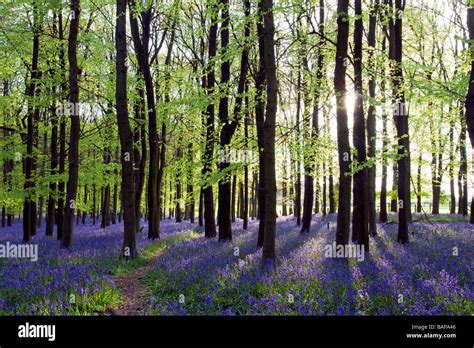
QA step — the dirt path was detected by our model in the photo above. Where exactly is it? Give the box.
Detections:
[107,252,162,315]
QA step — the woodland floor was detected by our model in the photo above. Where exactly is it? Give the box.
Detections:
[0,214,472,315]
[108,244,168,315]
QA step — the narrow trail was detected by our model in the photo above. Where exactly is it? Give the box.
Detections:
[107,250,162,315]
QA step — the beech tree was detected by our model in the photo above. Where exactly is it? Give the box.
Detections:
[61,0,80,248]
[352,0,369,250]
[129,0,160,239]
[115,0,137,257]
[334,0,351,246]
[389,0,410,243]
[202,0,218,238]
[261,0,278,266]
[367,0,379,236]
[23,0,41,242]
[301,0,325,234]
[217,0,250,242]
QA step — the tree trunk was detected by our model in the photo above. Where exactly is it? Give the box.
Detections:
[57,33,66,239]
[116,0,137,257]
[217,0,232,240]
[92,183,96,225]
[322,163,327,216]
[217,0,250,241]
[198,188,204,226]
[1,89,14,229]
[449,114,456,214]
[187,143,195,223]
[61,0,81,248]
[82,184,87,224]
[334,0,351,246]
[112,181,118,224]
[239,181,245,219]
[256,0,266,248]
[314,172,320,214]
[252,170,258,219]
[390,0,409,243]
[201,0,218,238]
[301,0,324,234]
[157,30,176,231]
[294,72,302,226]
[37,196,44,228]
[129,2,160,239]
[261,0,278,267]
[46,84,58,236]
[416,153,422,213]
[175,148,183,223]
[366,0,379,236]
[328,165,335,214]
[379,30,388,223]
[352,0,369,250]
[282,166,288,216]
[133,85,146,232]
[390,163,398,212]
[101,150,111,228]
[430,112,441,215]
[243,93,249,230]
[23,1,41,242]
[458,115,468,215]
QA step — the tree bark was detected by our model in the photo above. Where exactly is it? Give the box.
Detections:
[175,148,183,223]
[301,0,324,234]
[23,0,41,242]
[322,163,327,216]
[129,1,160,239]
[231,174,237,223]
[416,153,422,213]
[352,0,369,250]
[449,113,456,214]
[243,93,249,230]
[390,163,398,212]
[133,85,147,232]
[334,0,351,246]
[46,83,58,236]
[57,10,66,239]
[328,159,335,213]
[458,114,468,215]
[201,0,218,238]
[115,0,137,257]
[82,184,87,224]
[187,143,195,223]
[366,0,379,236]
[429,110,442,215]
[379,30,388,223]
[389,0,409,243]
[198,188,204,226]
[217,0,250,241]
[61,0,81,248]
[294,71,302,226]
[101,150,111,228]
[256,0,266,248]
[261,0,278,267]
